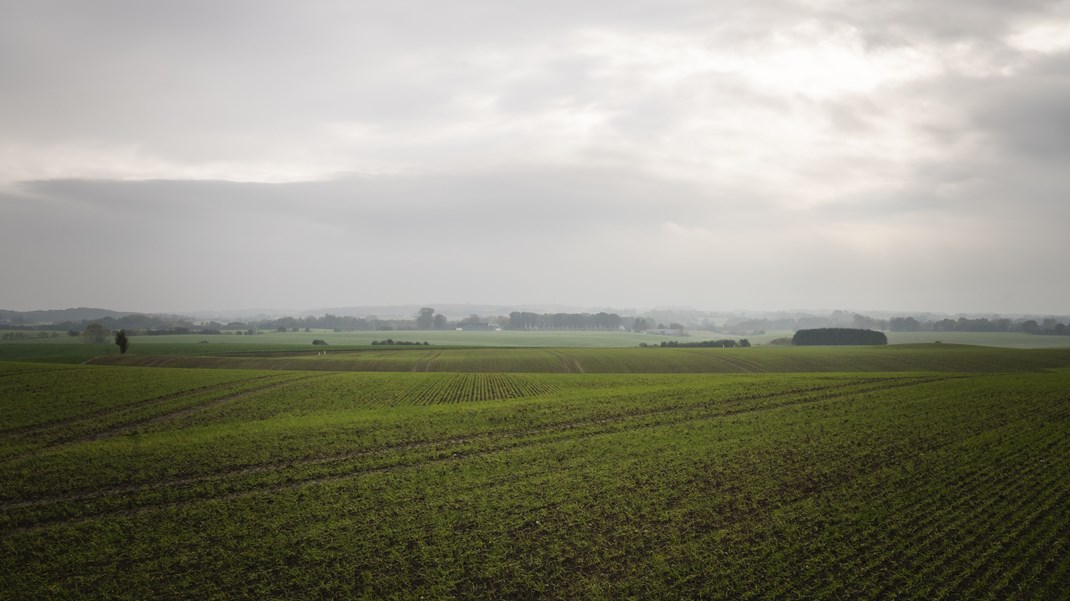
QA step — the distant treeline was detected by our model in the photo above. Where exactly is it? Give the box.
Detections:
[641,339,751,348]
[1,331,62,340]
[793,328,888,346]
[508,312,623,330]
[0,311,434,334]
[2,315,205,334]
[6,306,1069,337]
[255,314,399,332]
[886,316,1070,335]
[723,312,1070,336]
[0,307,132,324]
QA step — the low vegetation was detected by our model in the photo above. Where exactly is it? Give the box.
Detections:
[640,338,750,348]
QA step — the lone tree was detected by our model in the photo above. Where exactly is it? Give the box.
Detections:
[114,330,129,354]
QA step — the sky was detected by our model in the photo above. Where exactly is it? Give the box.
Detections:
[2,0,1069,315]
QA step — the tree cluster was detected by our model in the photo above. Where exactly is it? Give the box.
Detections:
[507,312,623,331]
[792,328,888,346]
[253,314,379,332]
[1,331,61,340]
[81,323,111,344]
[255,312,451,332]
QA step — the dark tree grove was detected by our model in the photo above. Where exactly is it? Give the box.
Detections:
[792,328,888,346]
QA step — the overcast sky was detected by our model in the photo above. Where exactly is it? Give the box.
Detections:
[2,1,1069,315]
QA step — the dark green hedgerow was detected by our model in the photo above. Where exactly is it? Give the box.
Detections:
[793,328,888,346]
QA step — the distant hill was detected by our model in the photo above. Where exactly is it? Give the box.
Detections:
[0,307,140,325]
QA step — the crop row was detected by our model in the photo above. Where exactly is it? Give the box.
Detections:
[0,375,911,521]
[0,362,278,433]
[1,368,1067,599]
[0,375,975,531]
[405,373,559,405]
[0,368,321,465]
[747,399,1070,599]
[83,345,1070,374]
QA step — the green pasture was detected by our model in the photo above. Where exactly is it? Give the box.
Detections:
[1,359,1067,599]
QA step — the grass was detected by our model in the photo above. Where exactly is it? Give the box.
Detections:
[0,339,1068,598]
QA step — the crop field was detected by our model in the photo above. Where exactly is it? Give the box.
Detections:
[1,348,1068,599]
[85,343,1070,374]
[4,326,1069,368]
[884,330,1070,348]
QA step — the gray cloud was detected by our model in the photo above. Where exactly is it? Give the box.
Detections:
[17,165,727,241]
[2,1,1069,313]
[969,59,1070,159]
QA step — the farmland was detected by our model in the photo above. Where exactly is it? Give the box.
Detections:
[1,340,1068,598]
[87,343,1070,374]
[4,326,1069,367]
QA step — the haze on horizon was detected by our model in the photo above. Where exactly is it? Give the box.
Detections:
[2,1,1068,316]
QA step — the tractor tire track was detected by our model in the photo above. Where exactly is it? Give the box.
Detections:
[0,374,284,440]
[1,375,965,533]
[78,373,329,443]
[0,376,948,511]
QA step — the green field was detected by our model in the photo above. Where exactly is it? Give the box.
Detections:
[885,330,1070,348]
[4,328,1067,365]
[84,343,1070,375]
[1,338,1068,598]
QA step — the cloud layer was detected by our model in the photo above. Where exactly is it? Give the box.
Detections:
[2,1,1068,313]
